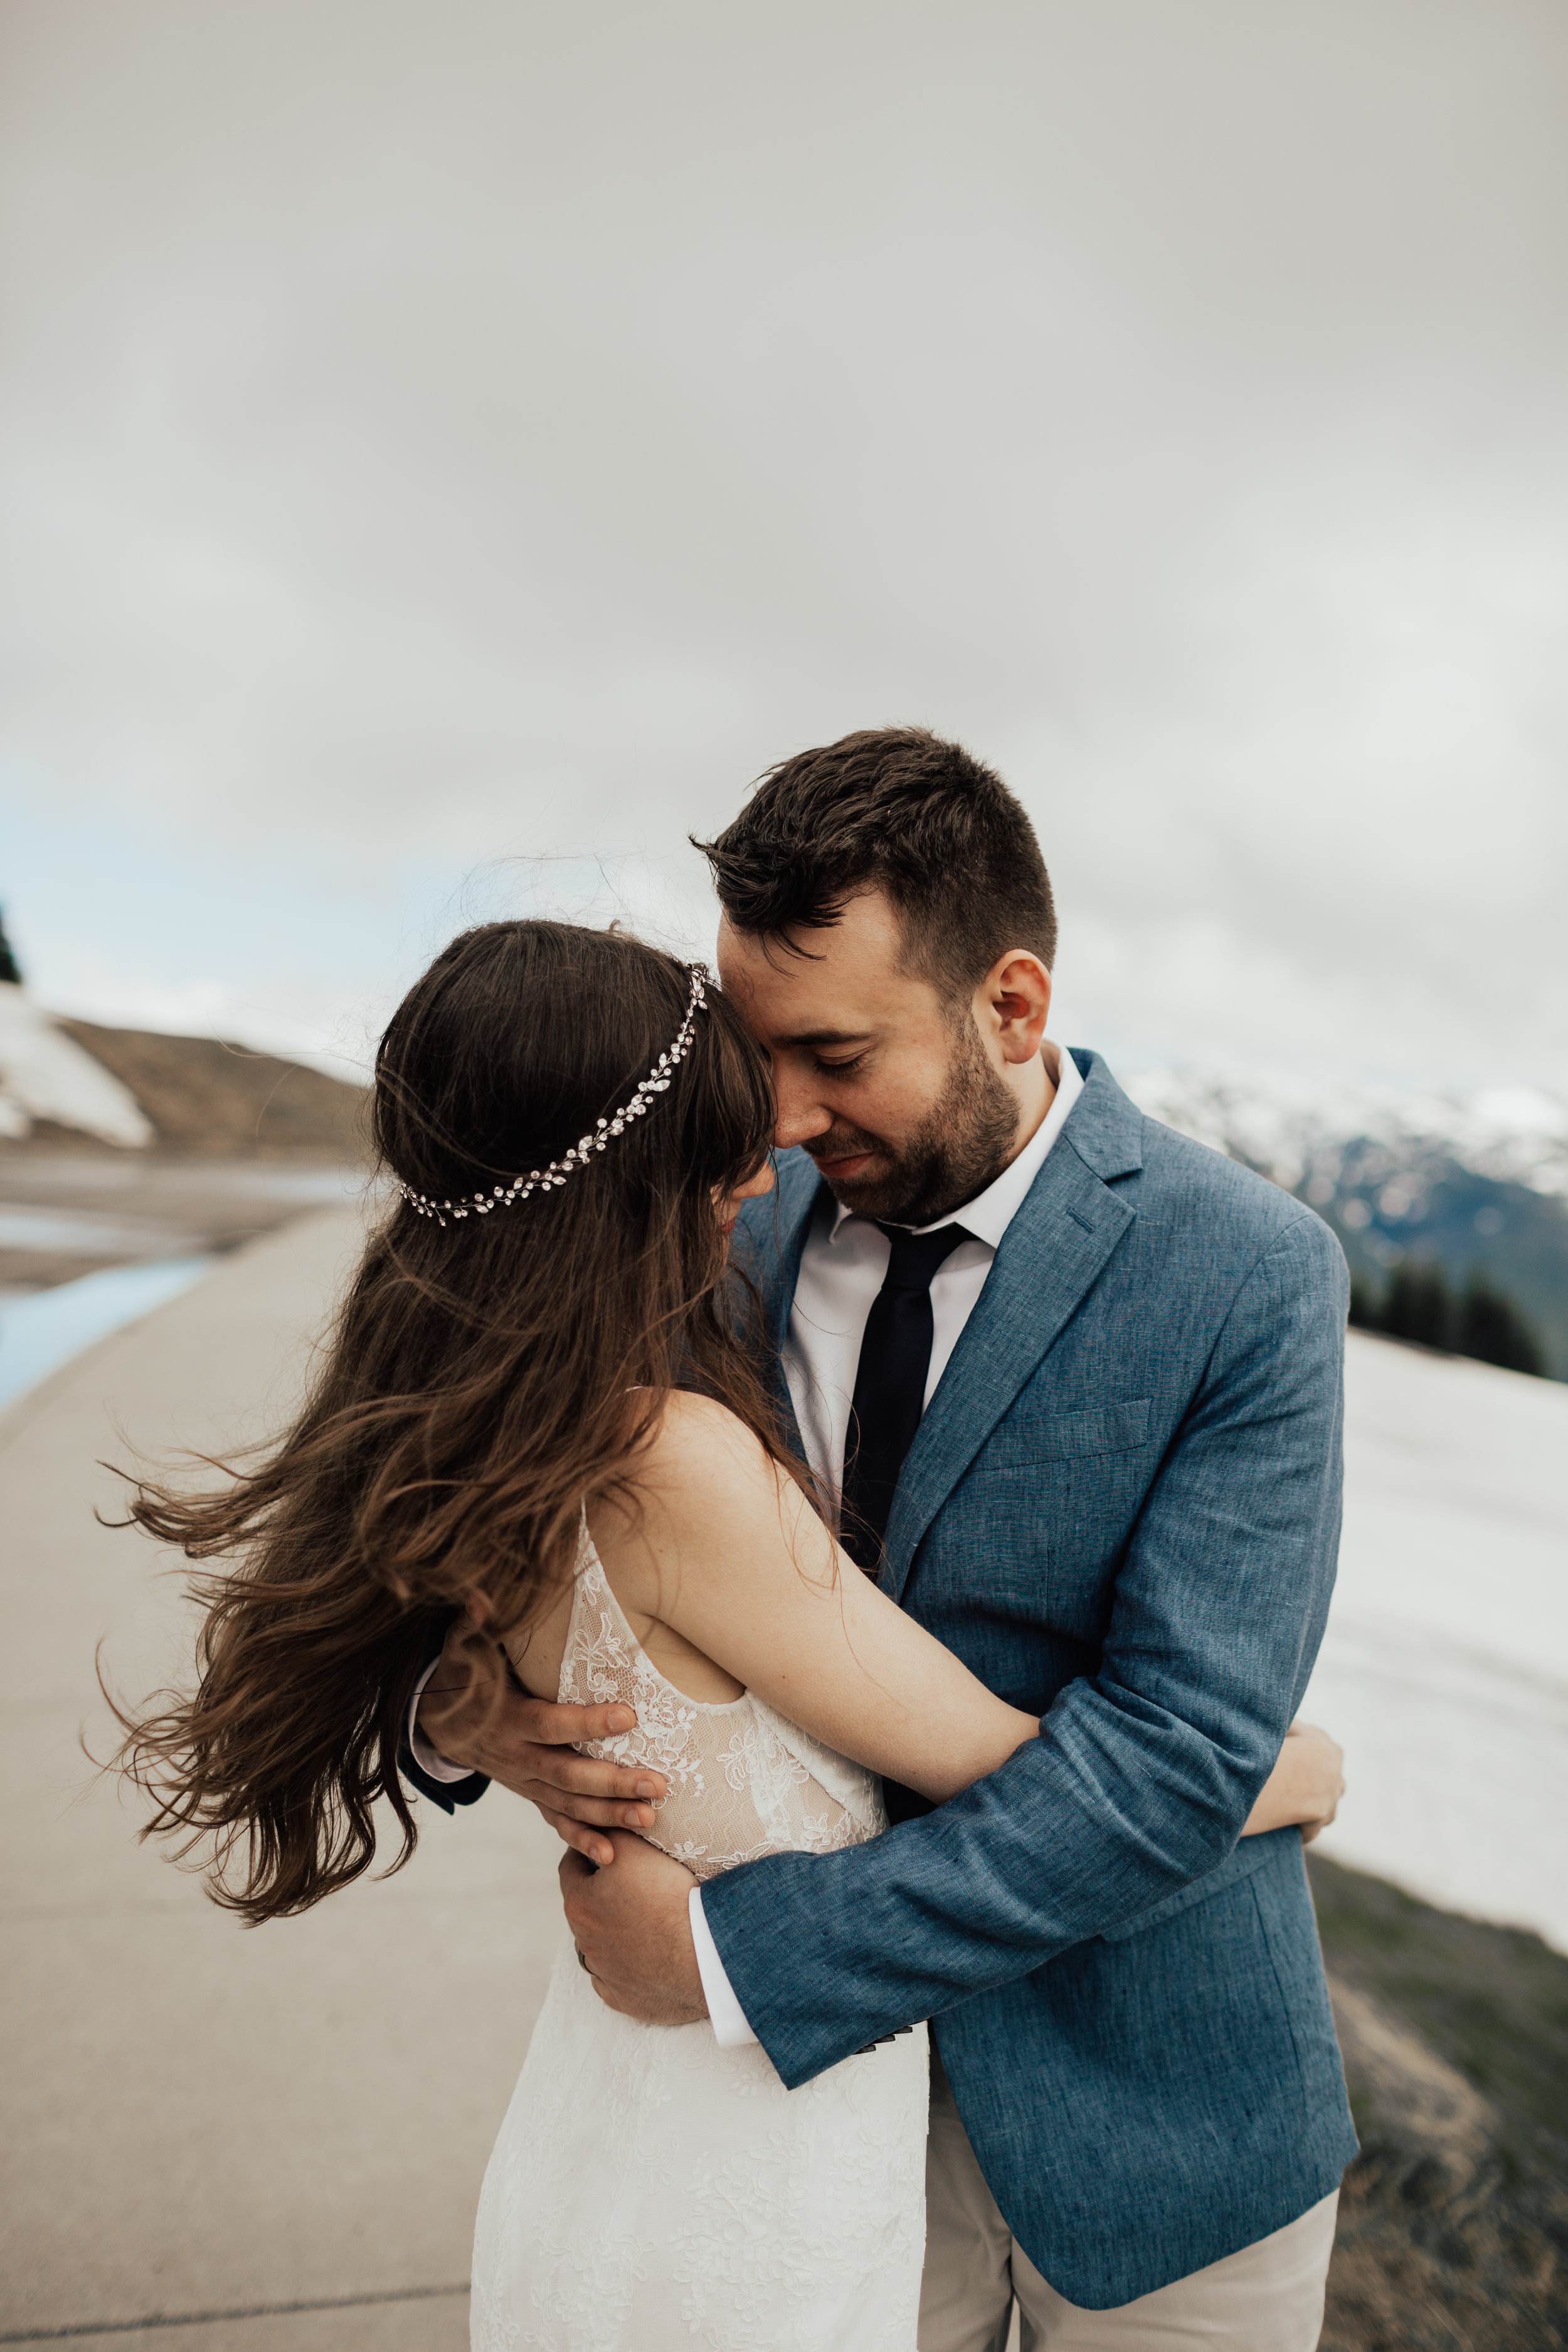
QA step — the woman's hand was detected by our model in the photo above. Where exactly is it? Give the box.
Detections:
[1242,1720,1345,1843]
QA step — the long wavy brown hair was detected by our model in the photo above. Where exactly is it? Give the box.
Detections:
[112,920,790,1926]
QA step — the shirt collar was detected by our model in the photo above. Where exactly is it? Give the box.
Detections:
[827,1041,1083,1253]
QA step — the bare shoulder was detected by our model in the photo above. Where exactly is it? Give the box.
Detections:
[635,1388,785,1505]
[595,1387,818,1596]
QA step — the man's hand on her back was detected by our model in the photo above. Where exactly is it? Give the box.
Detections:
[415,1614,667,1866]
[561,1833,707,2025]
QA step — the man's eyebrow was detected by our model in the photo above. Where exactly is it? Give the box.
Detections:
[776,1027,876,1049]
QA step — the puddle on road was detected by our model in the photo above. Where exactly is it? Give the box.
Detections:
[0,1204,200,1256]
[0,1258,211,1414]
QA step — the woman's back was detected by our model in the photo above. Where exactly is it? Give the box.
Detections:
[506,1385,1039,1830]
[558,1526,885,1879]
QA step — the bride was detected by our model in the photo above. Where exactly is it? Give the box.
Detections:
[116,919,1342,2352]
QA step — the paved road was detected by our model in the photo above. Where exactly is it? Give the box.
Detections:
[1,1207,564,2351]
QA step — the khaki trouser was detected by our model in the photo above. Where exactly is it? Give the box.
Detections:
[918,2053,1338,2352]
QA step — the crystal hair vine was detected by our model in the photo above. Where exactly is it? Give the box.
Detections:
[393,963,711,1228]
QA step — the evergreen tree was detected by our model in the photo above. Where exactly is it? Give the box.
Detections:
[1456,1273,1545,1378]
[0,906,21,988]
[1380,1259,1454,1351]
[1347,1276,1380,1331]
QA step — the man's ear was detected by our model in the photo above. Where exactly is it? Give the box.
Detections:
[980,950,1052,1064]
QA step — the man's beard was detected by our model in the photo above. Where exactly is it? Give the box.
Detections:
[806,1018,1021,1226]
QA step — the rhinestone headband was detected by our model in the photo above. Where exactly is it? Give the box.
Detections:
[394,963,710,1227]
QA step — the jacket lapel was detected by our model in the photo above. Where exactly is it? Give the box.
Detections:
[881,1054,1145,1601]
[731,1148,822,1463]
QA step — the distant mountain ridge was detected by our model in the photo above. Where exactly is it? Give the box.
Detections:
[54,1019,369,1158]
[0,991,367,1159]
[1122,1063,1568,1200]
[1122,1062,1568,1380]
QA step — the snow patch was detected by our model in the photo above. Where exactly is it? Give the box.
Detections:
[1305,1332,1568,1951]
[0,985,153,1147]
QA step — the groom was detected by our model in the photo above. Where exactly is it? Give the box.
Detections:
[408,728,1356,2347]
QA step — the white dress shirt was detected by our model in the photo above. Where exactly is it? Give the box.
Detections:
[408,1655,475,1785]
[694,1043,1083,2046]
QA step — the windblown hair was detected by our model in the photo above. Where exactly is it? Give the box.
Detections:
[695,726,1057,1000]
[112,921,786,1926]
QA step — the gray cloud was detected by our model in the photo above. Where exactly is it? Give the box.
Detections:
[3,0,1565,1080]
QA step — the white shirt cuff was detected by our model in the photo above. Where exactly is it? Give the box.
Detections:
[689,1887,759,2047]
[406,1654,475,1784]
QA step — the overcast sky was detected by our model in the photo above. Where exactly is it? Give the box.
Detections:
[3,0,1565,1088]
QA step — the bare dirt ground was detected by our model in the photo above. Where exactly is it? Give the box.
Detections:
[52,1020,369,1159]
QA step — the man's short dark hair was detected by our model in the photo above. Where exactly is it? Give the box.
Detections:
[696,727,1056,1001]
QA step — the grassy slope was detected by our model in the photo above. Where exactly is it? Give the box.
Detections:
[1310,1854,1568,2351]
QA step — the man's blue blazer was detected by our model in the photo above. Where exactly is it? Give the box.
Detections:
[702,1051,1357,2308]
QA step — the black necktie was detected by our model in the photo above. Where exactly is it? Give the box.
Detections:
[840,1222,972,1572]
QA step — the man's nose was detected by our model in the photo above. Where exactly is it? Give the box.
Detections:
[771,1071,834,1152]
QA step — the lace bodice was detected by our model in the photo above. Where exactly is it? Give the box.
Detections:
[558,1534,886,1879]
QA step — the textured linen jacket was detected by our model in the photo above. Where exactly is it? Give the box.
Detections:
[699,1051,1357,2308]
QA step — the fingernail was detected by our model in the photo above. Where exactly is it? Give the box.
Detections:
[635,1779,657,1799]
[607,1707,636,1732]
[622,1807,647,1828]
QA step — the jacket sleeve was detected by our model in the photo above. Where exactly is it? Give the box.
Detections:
[699,1209,1348,2088]
[396,1618,491,1814]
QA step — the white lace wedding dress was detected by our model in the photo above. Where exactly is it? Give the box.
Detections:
[470,1534,928,2351]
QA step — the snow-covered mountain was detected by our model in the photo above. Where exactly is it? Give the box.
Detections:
[1120,1059,1568,1379]
[1122,1062,1568,1203]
